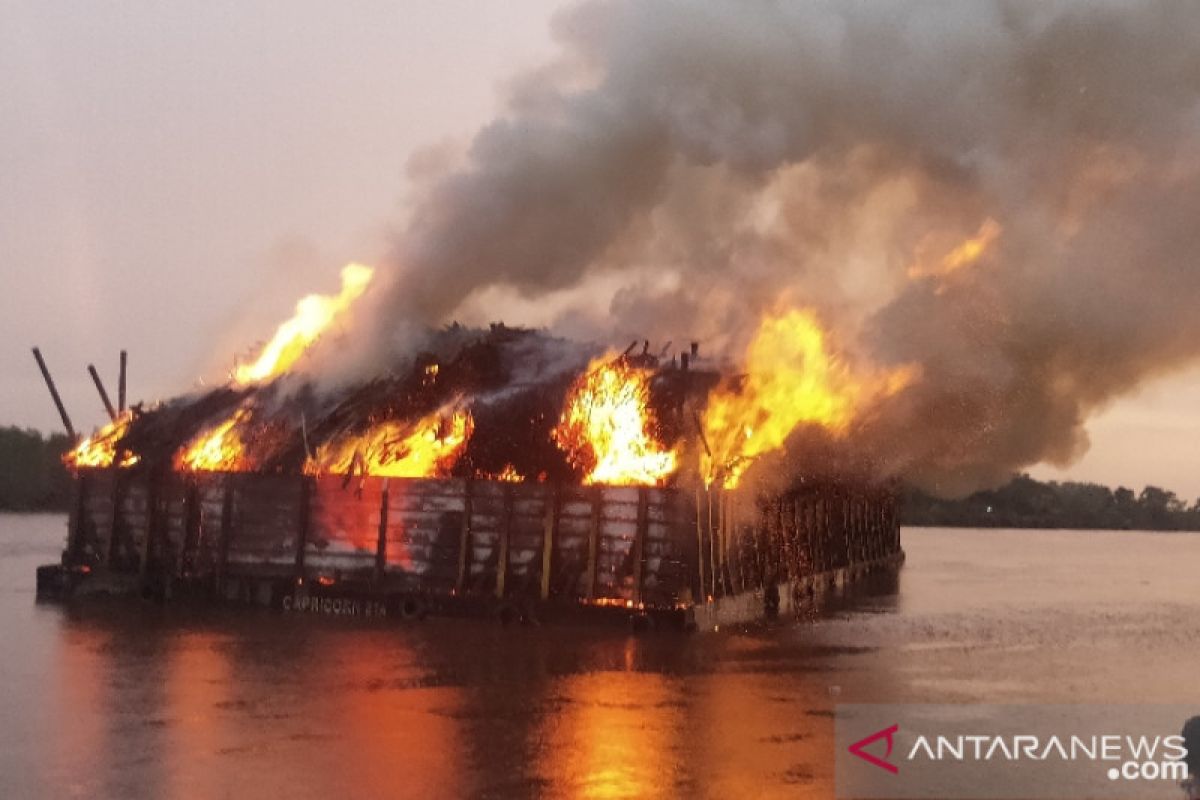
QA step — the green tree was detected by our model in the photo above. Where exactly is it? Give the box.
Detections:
[0,427,73,511]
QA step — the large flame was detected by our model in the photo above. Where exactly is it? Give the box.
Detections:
[175,408,255,472]
[553,357,677,486]
[64,413,138,469]
[233,263,374,385]
[306,403,472,478]
[701,308,912,489]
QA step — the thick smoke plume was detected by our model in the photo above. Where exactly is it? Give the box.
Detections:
[350,1,1200,496]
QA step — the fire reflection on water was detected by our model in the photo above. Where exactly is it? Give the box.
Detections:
[330,632,468,799]
[164,631,231,796]
[50,621,111,798]
[539,664,683,799]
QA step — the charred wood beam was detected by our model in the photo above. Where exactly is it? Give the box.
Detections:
[87,364,118,422]
[31,347,76,440]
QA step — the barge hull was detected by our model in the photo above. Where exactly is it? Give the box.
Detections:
[41,469,903,629]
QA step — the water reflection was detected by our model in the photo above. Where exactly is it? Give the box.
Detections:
[164,630,229,797]
[17,565,993,798]
[542,668,681,799]
[5,520,1200,798]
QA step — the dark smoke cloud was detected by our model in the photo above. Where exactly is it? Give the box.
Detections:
[353,0,1200,496]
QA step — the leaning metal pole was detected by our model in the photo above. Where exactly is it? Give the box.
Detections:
[87,364,118,422]
[31,347,76,440]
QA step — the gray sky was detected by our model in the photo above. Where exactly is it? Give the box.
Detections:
[2,1,1198,500]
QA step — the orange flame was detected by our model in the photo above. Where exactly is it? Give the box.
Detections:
[907,218,1001,279]
[306,403,472,478]
[701,308,913,488]
[64,413,139,469]
[175,407,254,472]
[553,357,677,486]
[233,263,374,385]
[478,463,524,483]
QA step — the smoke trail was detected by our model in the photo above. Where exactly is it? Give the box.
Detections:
[357,0,1200,495]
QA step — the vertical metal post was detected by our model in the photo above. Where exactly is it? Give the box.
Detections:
[796,496,811,577]
[31,347,76,440]
[67,472,89,564]
[844,494,853,568]
[107,472,124,567]
[632,487,648,605]
[181,479,200,577]
[716,490,727,595]
[118,350,127,413]
[539,485,558,601]
[585,486,601,600]
[816,497,826,572]
[726,491,741,594]
[375,479,390,583]
[721,491,732,593]
[693,487,706,602]
[779,496,793,583]
[216,476,235,588]
[495,484,512,599]
[455,479,473,595]
[139,474,161,579]
[293,477,312,582]
[707,490,717,598]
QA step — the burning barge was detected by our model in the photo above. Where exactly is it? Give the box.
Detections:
[35,267,904,630]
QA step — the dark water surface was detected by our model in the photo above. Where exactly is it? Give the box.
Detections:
[2,514,1197,799]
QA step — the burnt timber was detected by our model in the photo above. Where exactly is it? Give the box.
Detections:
[38,468,903,630]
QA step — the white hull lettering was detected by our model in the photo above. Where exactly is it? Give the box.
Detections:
[282,593,388,618]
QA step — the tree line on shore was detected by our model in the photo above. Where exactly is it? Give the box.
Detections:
[0,427,74,512]
[901,474,1200,531]
[1,426,1198,530]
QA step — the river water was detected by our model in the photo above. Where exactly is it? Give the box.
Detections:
[1,513,1197,799]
